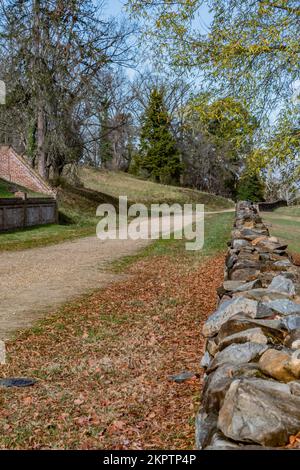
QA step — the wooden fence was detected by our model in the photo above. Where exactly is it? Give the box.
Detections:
[258,199,287,212]
[0,197,58,232]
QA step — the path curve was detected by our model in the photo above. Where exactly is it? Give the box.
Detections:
[0,209,234,339]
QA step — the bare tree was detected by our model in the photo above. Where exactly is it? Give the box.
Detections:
[0,0,135,178]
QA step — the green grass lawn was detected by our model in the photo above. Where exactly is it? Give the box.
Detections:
[262,212,300,254]
[0,224,96,252]
[270,205,300,218]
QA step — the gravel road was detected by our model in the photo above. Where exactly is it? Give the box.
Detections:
[0,209,234,339]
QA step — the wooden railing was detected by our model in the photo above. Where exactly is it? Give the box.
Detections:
[0,197,58,232]
[258,199,287,212]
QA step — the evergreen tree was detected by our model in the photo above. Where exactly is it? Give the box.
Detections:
[237,169,265,202]
[139,88,182,184]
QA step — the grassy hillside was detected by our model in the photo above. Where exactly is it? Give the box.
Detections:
[79,167,234,211]
[0,178,44,198]
[0,169,234,251]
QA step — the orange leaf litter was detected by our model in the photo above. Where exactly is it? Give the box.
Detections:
[0,253,224,449]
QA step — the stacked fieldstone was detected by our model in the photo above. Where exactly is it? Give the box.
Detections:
[196,201,300,449]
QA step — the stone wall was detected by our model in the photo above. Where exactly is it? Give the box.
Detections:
[0,197,58,232]
[0,146,54,195]
[196,201,300,449]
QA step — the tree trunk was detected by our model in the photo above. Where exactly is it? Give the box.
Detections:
[37,105,47,178]
[33,0,48,179]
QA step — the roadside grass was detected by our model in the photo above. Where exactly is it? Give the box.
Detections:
[111,212,234,272]
[262,213,300,254]
[0,212,231,450]
[79,167,234,211]
[271,205,300,218]
[0,224,96,252]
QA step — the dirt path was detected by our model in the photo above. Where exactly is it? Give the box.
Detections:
[0,209,234,340]
[0,236,149,340]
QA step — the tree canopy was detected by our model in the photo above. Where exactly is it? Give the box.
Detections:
[127,1,300,110]
[127,0,300,185]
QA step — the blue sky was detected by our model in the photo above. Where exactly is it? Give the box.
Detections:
[105,0,125,17]
[102,0,213,76]
[103,0,212,31]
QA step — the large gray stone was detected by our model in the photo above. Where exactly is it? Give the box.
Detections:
[227,254,238,269]
[232,239,250,249]
[230,267,260,281]
[203,297,258,337]
[234,279,261,292]
[217,314,284,342]
[237,251,260,262]
[239,228,269,240]
[205,432,241,449]
[217,315,285,346]
[202,364,234,412]
[234,288,292,302]
[231,260,261,271]
[218,378,300,446]
[218,279,261,298]
[223,280,247,291]
[195,410,218,449]
[200,351,212,369]
[282,314,300,331]
[258,271,296,288]
[268,275,296,296]
[202,363,265,412]
[218,328,268,351]
[274,259,293,268]
[258,240,288,252]
[259,299,300,316]
[207,342,268,372]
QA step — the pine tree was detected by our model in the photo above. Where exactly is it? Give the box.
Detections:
[139,88,182,184]
[237,169,265,202]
